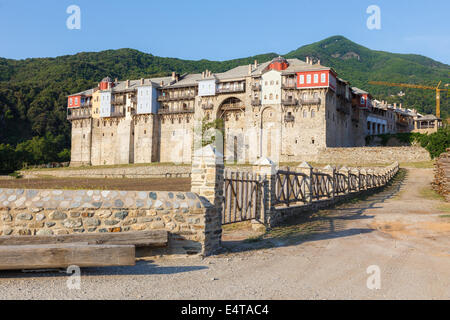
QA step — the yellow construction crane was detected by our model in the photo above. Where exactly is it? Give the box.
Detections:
[369,81,449,118]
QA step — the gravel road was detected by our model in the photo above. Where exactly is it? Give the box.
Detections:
[0,168,449,300]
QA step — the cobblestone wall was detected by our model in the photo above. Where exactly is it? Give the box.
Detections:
[0,188,218,256]
[289,146,430,164]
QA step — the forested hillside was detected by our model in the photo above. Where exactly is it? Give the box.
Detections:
[0,35,448,171]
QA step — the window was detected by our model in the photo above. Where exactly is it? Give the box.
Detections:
[69,98,73,105]
[314,74,318,84]
[321,73,326,83]
[307,75,311,84]
[299,75,305,84]
[270,80,274,85]
[311,110,315,118]
[269,93,273,99]
[303,110,307,118]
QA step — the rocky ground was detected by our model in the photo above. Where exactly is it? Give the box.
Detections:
[0,167,449,300]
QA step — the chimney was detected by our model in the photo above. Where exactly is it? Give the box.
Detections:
[172,72,176,81]
[248,64,252,75]
[400,103,403,109]
[254,60,258,68]
[317,59,321,65]
[394,103,397,108]
[140,78,144,85]
[125,80,130,88]
[202,71,205,79]
[306,57,309,64]
[115,78,118,83]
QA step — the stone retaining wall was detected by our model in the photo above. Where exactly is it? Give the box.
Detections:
[295,146,430,164]
[0,188,218,256]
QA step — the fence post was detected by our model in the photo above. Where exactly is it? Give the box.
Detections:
[191,144,224,256]
[340,166,350,193]
[323,165,335,199]
[298,161,313,203]
[252,157,277,230]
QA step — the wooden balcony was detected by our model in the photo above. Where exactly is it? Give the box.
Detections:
[281,98,299,106]
[157,94,196,102]
[301,97,321,105]
[281,83,297,89]
[284,114,295,122]
[67,107,91,120]
[106,110,125,118]
[201,104,214,110]
[112,98,126,105]
[336,103,350,115]
[158,107,194,115]
[251,100,261,106]
[216,86,245,94]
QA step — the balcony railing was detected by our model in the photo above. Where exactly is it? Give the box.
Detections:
[112,98,126,105]
[106,110,125,118]
[281,83,297,89]
[157,94,196,102]
[201,104,214,110]
[301,97,321,105]
[221,102,244,111]
[281,98,298,106]
[80,101,92,108]
[216,85,245,94]
[158,107,194,114]
[67,107,91,120]
[336,103,350,115]
[284,114,295,122]
[251,100,261,106]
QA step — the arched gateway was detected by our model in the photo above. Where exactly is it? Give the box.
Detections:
[217,97,246,163]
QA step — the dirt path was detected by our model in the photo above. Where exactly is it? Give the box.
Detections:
[0,168,449,300]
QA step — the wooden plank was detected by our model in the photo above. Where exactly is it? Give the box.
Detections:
[0,230,168,247]
[0,244,135,270]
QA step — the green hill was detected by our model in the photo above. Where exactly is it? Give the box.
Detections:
[0,35,448,159]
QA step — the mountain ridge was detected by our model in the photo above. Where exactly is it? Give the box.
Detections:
[0,35,448,149]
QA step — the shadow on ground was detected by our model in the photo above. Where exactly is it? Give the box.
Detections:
[0,261,208,278]
[222,169,408,253]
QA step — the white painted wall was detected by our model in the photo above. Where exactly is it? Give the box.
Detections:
[137,86,158,114]
[261,70,282,105]
[100,91,112,118]
[198,79,216,96]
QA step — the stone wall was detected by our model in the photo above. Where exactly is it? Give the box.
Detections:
[0,188,218,256]
[283,146,430,164]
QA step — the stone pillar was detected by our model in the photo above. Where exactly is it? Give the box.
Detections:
[359,168,367,190]
[191,145,224,256]
[297,161,313,203]
[339,166,350,193]
[252,157,277,230]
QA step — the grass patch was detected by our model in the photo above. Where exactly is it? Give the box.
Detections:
[20,162,191,172]
[439,215,450,218]
[399,161,435,169]
[436,204,450,213]
[419,187,445,201]
[222,221,252,232]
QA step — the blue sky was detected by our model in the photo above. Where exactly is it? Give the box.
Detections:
[0,0,449,64]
